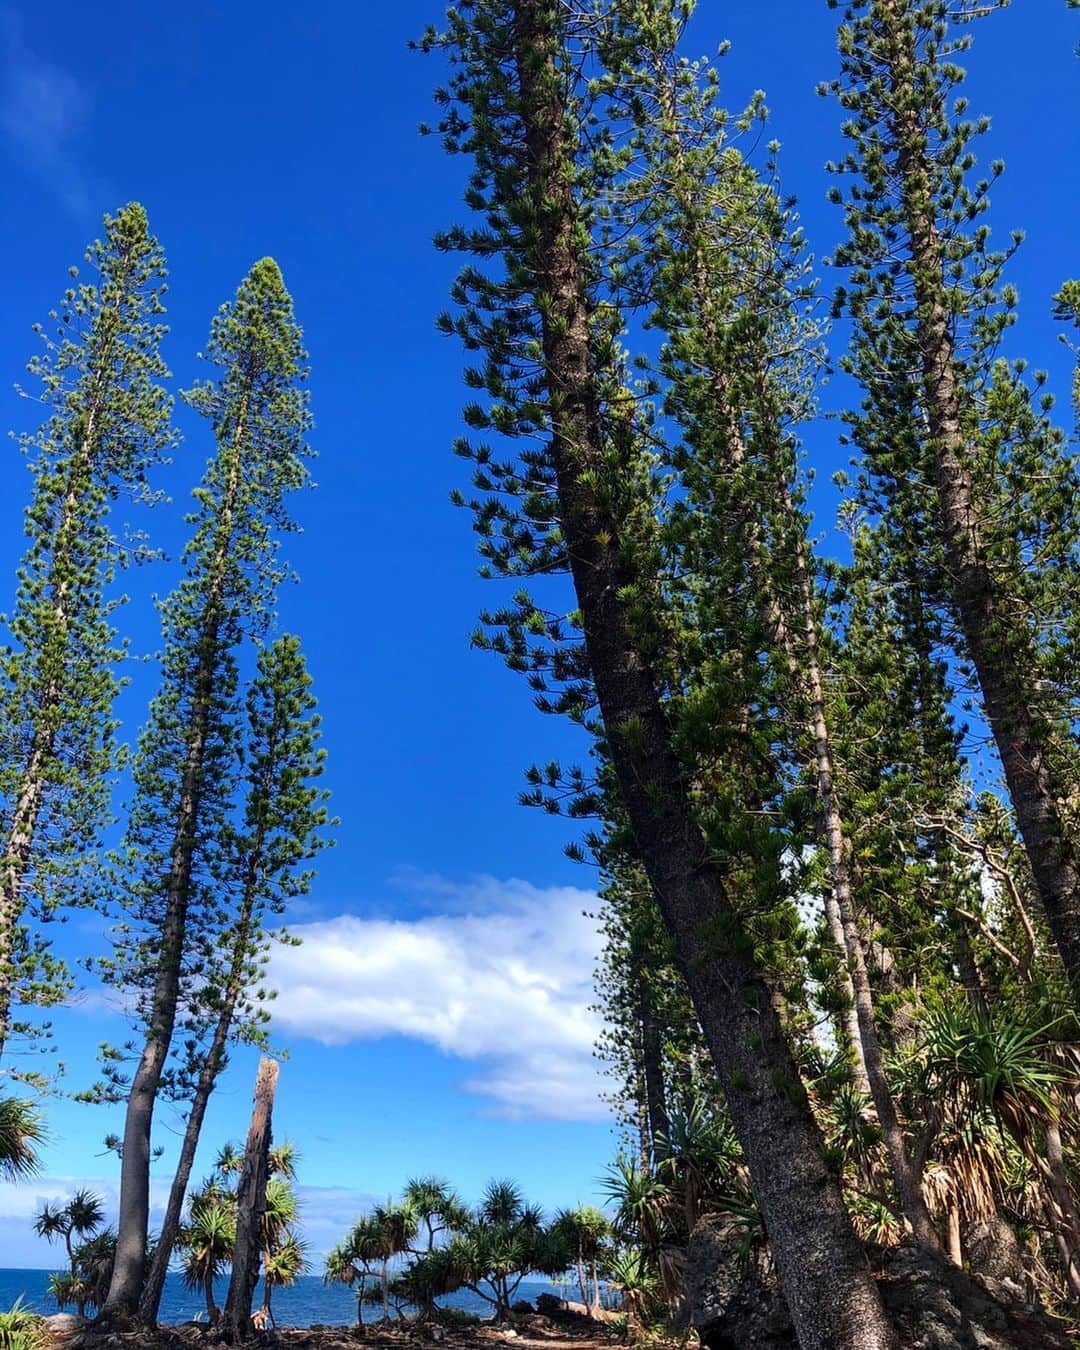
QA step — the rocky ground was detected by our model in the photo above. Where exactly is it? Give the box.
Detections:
[40,1307,624,1350]
[685,1218,1080,1350]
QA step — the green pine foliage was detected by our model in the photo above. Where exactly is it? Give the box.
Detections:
[0,203,174,1063]
[99,258,314,1081]
[824,0,1080,986]
[99,258,316,1320]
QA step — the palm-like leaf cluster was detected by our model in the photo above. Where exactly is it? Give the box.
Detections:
[174,1137,306,1324]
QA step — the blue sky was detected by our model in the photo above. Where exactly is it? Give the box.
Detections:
[0,0,1076,1268]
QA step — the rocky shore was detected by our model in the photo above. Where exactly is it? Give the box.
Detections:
[39,1302,622,1350]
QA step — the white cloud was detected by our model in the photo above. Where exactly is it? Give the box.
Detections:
[0,9,92,212]
[271,874,610,1124]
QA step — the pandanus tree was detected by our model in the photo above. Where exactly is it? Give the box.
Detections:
[34,1189,105,1274]
[178,1187,236,1324]
[0,1097,45,1179]
[403,1176,469,1254]
[337,1204,418,1324]
[100,258,313,1321]
[257,1175,307,1325]
[37,1189,108,1318]
[324,1243,370,1326]
[423,2,897,1342]
[49,1230,121,1319]
[0,203,173,1062]
[174,1143,304,1326]
[550,1206,610,1310]
[413,1180,563,1321]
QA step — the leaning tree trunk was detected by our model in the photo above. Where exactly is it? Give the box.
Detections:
[204,1266,217,1324]
[0,417,102,1057]
[782,480,939,1250]
[101,614,223,1321]
[139,1042,221,1323]
[138,993,231,1324]
[103,398,247,1321]
[224,1056,278,1342]
[656,78,874,1102]
[637,966,670,1162]
[139,834,266,1324]
[0,227,143,1057]
[508,5,896,1346]
[658,76,925,1247]
[877,0,1080,991]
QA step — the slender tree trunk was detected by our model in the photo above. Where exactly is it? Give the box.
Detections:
[0,419,101,1056]
[635,1090,650,1173]
[637,969,670,1161]
[204,1266,217,1323]
[576,1253,587,1307]
[792,517,939,1247]
[1045,1120,1080,1233]
[944,1206,962,1268]
[662,80,922,1237]
[139,831,267,1324]
[951,920,989,1016]
[1043,1198,1080,1300]
[0,237,139,1055]
[102,616,222,1321]
[655,75,875,1102]
[138,1007,229,1324]
[224,1056,278,1342]
[261,1250,274,1326]
[1043,1118,1080,1293]
[508,6,896,1345]
[877,0,1080,989]
[774,475,939,1244]
[104,399,248,1321]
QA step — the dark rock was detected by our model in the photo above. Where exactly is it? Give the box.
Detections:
[685,1216,1073,1350]
[963,1213,1028,1289]
[875,1243,1072,1350]
[684,1218,796,1350]
[533,1295,565,1316]
[510,1302,534,1315]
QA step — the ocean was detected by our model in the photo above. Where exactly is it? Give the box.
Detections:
[0,1270,575,1329]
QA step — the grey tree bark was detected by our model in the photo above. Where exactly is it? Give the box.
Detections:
[507,5,897,1345]
[224,1056,278,1342]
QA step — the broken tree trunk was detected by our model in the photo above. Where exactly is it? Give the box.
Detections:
[223,1056,278,1342]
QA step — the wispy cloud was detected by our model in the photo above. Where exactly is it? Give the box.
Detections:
[0,8,92,212]
[271,873,610,1124]
[0,1172,169,1267]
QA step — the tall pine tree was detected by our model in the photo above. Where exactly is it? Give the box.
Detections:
[825,0,1080,990]
[426,3,897,1343]
[139,634,330,1325]
[101,259,312,1319]
[0,204,173,1062]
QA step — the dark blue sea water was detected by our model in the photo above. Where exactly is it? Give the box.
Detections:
[0,1270,574,1328]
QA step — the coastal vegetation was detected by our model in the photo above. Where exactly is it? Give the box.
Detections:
[0,0,1076,1346]
[327,1179,612,1324]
